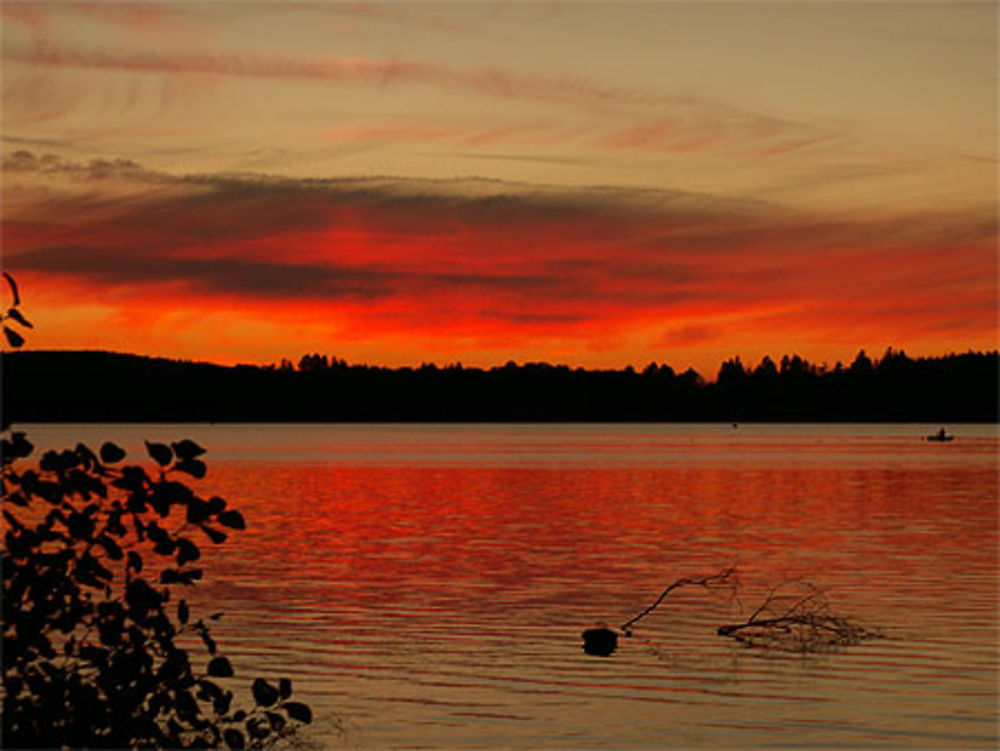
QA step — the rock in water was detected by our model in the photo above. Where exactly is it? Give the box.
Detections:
[582,626,618,656]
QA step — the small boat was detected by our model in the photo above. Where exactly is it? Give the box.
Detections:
[925,428,954,442]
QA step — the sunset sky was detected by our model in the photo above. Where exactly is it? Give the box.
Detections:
[2,1,997,376]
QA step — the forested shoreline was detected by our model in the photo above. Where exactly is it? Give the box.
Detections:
[3,348,997,423]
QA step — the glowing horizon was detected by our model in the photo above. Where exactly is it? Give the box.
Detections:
[2,2,997,377]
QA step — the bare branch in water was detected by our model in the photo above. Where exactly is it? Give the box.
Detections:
[717,582,882,652]
[584,569,880,657]
[619,566,739,635]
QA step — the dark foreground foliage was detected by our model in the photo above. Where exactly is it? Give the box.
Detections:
[3,347,998,422]
[1,434,312,749]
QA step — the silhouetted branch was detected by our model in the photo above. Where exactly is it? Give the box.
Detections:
[581,566,739,656]
[620,565,739,635]
[717,582,882,651]
[583,571,882,657]
[1,270,31,352]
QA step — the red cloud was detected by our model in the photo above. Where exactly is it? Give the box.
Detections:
[3,154,996,369]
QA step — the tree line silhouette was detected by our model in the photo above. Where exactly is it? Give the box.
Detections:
[3,347,997,422]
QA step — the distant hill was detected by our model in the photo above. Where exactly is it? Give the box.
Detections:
[2,349,997,422]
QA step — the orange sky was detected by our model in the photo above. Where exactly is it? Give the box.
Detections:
[2,2,997,377]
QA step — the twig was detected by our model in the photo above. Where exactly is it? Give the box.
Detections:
[620,566,738,634]
[717,584,882,651]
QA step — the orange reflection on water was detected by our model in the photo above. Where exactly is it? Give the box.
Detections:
[17,424,999,748]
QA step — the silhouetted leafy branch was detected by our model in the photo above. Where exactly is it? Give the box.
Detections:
[2,274,312,749]
[1,270,32,351]
[2,434,312,748]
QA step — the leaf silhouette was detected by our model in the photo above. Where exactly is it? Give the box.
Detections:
[283,701,312,724]
[145,441,173,467]
[99,442,126,463]
[251,678,279,707]
[175,458,207,479]
[217,510,245,530]
[207,656,233,677]
[171,439,206,459]
[3,271,20,306]
[6,308,32,328]
[4,326,25,348]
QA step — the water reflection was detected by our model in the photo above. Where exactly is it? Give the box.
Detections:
[17,424,999,748]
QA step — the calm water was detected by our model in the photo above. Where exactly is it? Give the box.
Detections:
[21,424,1000,749]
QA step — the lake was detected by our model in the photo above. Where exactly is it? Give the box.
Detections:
[19,423,999,748]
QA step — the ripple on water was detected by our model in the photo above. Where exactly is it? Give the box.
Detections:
[21,423,999,748]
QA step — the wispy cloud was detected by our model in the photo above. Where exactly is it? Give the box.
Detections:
[1,3,49,36]
[7,10,902,174]
[318,111,852,163]
[445,151,598,168]
[326,2,485,36]
[3,36,852,161]
[4,41,676,109]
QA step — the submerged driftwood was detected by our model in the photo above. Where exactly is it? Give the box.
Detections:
[582,568,881,657]
[581,626,618,656]
[716,582,883,651]
[581,567,739,656]
[619,566,740,636]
